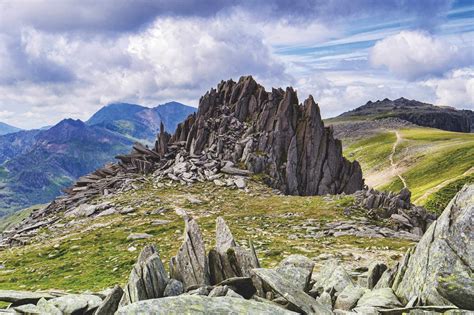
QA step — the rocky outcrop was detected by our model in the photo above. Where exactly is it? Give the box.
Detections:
[393,184,473,308]
[352,188,436,237]
[1,204,472,314]
[172,76,363,195]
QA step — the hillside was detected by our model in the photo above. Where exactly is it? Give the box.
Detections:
[335,97,474,133]
[0,122,21,136]
[328,118,474,213]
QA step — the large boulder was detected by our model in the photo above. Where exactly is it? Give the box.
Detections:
[0,290,53,307]
[253,268,332,315]
[393,184,473,309]
[116,295,298,314]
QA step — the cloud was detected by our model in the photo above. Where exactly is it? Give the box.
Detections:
[0,0,453,34]
[422,67,474,109]
[370,31,472,80]
[0,15,289,129]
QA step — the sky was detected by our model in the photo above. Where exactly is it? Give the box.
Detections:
[0,0,473,129]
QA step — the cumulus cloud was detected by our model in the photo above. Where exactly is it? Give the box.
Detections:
[423,67,474,109]
[370,31,472,80]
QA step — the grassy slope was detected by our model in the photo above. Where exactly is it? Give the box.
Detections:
[0,205,45,232]
[344,126,474,212]
[0,180,412,293]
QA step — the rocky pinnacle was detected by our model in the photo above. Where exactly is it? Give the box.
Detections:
[170,76,364,195]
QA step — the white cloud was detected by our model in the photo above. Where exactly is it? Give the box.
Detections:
[422,67,474,109]
[370,31,472,80]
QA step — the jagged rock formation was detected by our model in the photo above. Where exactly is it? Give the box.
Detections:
[171,76,363,195]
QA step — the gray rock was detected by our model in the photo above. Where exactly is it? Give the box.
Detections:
[116,295,298,314]
[234,177,246,189]
[96,207,118,217]
[253,268,332,315]
[356,288,402,309]
[151,219,171,226]
[126,233,153,240]
[95,285,123,315]
[316,291,333,310]
[334,285,366,311]
[163,279,184,297]
[277,266,312,292]
[0,290,53,306]
[225,288,244,299]
[170,217,210,289]
[65,204,97,217]
[278,254,314,275]
[208,285,229,297]
[312,261,353,296]
[121,244,169,304]
[366,262,387,289]
[393,184,474,309]
[209,217,259,284]
[49,294,102,314]
[216,277,256,299]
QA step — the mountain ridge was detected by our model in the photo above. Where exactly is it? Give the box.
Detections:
[0,121,22,136]
[336,97,474,133]
[0,102,195,216]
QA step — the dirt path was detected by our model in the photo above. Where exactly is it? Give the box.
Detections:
[389,131,407,189]
[413,166,474,205]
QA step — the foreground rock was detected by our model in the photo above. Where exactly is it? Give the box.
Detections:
[393,183,473,309]
[116,295,297,314]
[0,290,53,307]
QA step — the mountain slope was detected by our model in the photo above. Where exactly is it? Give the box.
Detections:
[336,97,473,133]
[328,118,474,213]
[0,119,134,216]
[0,102,195,216]
[86,101,195,142]
[0,122,21,135]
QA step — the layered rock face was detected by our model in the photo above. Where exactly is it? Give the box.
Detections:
[171,76,363,195]
[392,183,473,308]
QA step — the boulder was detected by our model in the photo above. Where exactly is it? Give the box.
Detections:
[170,217,210,289]
[253,268,332,315]
[311,261,353,296]
[48,294,102,314]
[334,284,366,311]
[163,279,184,297]
[0,290,53,307]
[95,285,124,315]
[393,184,473,309]
[356,288,402,309]
[277,254,314,292]
[116,295,298,314]
[121,244,168,304]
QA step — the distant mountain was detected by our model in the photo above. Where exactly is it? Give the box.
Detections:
[337,97,473,133]
[0,101,196,216]
[0,122,21,135]
[87,101,196,142]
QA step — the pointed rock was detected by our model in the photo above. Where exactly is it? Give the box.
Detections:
[122,244,169,305]
[170,217,210,289]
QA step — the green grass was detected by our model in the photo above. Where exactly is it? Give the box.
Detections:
[0,205,44,232]
[345,131,395,172]
[424,174,474,214]
[0,180,412,293]
[383,128,474,205]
